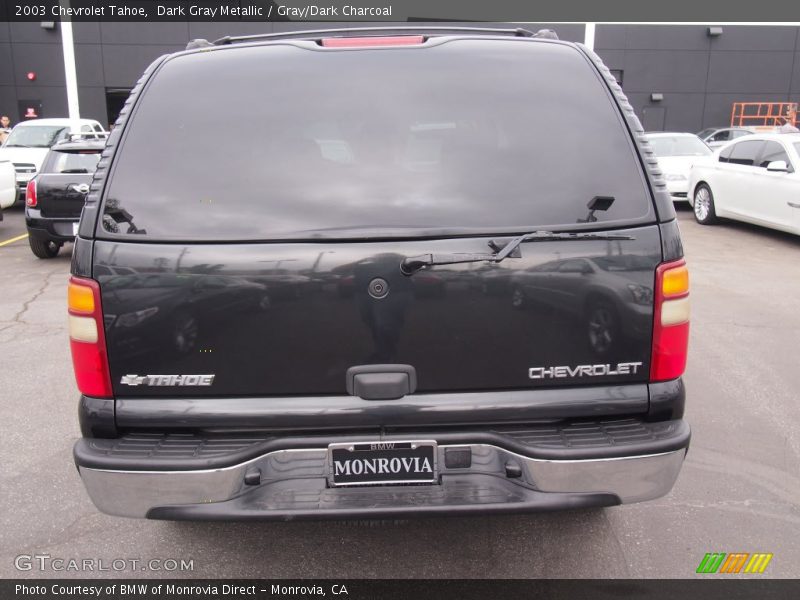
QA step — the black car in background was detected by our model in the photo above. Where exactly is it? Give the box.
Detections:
[25,138,105,258]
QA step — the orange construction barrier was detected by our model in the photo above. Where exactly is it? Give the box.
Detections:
[731,102,797,129]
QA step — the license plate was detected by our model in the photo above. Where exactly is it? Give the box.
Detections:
[328,441,438,487]
[72,222,79,236]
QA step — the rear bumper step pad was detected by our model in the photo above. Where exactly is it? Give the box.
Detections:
[74,417,690,471]
[147,475,621,521]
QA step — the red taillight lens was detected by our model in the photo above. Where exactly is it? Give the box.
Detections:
[321,35,425,48]
[25,179,37,207]
[650,259,690,381]
[68,277,113,398]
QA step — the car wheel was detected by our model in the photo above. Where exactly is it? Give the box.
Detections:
[587,301,618,356]
[29,237,60,259]
[172,314,199,354]
[511,287,526,309]
[693,184,718,225]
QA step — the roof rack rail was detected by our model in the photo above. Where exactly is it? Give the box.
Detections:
[209,26,556,47]
[60,132,108,142]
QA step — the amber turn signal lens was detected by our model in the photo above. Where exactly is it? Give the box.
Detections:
[68,281,95,314]
[662,265,689,297]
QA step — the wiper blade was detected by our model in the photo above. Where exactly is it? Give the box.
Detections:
[400,231,635,275]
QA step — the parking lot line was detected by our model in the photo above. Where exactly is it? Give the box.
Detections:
[0,233,29,247]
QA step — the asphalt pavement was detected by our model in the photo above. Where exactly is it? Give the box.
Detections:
[0,204,798,578]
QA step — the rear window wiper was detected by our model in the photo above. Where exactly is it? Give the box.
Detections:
[400,230,635,275]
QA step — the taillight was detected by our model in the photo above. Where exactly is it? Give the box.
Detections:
[25,179,37,207]
[650,259,690,381]
[321,35,425,48]
[68,277,112,398]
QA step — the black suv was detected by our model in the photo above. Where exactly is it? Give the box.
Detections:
[69,27,691,520]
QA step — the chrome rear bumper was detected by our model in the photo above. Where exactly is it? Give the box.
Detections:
[78,443,687,519]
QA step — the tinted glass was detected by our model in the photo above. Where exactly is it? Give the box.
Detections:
[697,128,715,139]
[101,41,652,241]
[647,135,711,157]
[711,130,730,142]
[731,130,752,139]
[759,141,792,170]
[727,140,764,166]
[44,150,101,174]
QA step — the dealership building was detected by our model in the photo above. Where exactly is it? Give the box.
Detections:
[1,21,799,132]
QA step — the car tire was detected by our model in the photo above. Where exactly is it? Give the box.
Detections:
[511,286,526,310]
[172,313,199,354]
[693,184,718,225]
[587,299,619,356]
[29,237,60,259]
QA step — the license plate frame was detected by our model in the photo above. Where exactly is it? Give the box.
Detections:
[327,440,438,487]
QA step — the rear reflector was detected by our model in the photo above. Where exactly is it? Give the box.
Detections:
[650,259,690,382]
[68,277,112,398]
[661,296,690,327]
[321,36,425,48]
[25,179,37,207]
[68,315,98,343]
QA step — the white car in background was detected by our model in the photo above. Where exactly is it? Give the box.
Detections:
[0,118,106,204]
[688,133,800,235]
[697,127,754,149]
[645,132,713,202]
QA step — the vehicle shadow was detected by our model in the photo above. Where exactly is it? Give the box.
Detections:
[161,508,625,578]
[675,202,800,246]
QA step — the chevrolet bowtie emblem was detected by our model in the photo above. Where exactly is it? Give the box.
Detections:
[120,374,146,386]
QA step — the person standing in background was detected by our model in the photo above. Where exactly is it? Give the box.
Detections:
[0,115,11,144]
[778,116,799,133]
[777,107,799,133]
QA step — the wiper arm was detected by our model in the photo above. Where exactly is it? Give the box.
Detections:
[400,231,635,275]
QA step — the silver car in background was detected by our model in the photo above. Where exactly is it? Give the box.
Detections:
[697,127,754,149]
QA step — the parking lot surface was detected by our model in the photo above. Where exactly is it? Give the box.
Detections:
[1,205,798,578]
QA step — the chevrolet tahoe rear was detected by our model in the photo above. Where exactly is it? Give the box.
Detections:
[70,27,690,520]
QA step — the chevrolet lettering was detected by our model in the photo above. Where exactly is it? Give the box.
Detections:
[70,26,691,520]
[529,362,644,379]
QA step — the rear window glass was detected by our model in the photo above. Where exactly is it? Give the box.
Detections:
[44,150,101,174]
[100,41,653,241]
